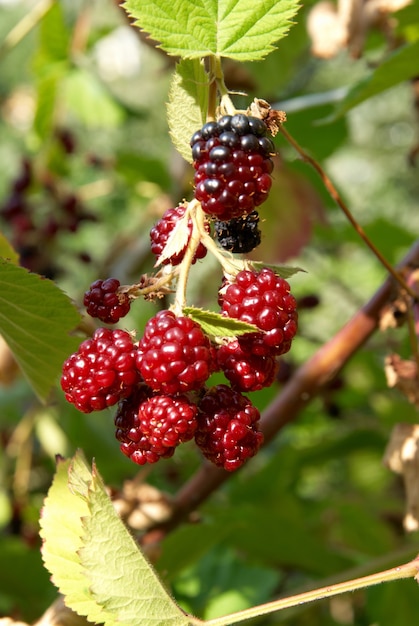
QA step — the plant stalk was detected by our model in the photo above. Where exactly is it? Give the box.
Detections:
[196,555,419,626]
[278,124,417,301]
[0,0,54,61]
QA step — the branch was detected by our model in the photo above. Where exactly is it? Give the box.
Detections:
[144,239,419,539]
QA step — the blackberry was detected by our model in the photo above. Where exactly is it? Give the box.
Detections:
[83,278,131,324]
[195,384,263,471]
[217,340,277,392]
[219,268,298,357]
[116,390,197,465]
[61,328,141,413]
[214,211,261,253]
[136,310,216,395]
[191,114,275,220]
[150,204,209,266]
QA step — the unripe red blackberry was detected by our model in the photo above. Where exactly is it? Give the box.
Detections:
[115,389,197,465]
[191,114,275,220]
[136,310,216,395]
[217,340,277,392]
[150,205,209,266]
[219,268,298,356]
[61,328,141,413]
[214,211,261,253]
[83,278,131,324]
[195,384,263,471]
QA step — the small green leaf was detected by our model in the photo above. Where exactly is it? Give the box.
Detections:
[124,0,300,61]
[167,59,209,162]
[250,261,305,278]
[184,306,259,339]
[79,462,189,625]
[328,40,419,120]
[0,260,81,402]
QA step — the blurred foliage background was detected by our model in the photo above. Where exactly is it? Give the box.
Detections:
[1,0,419,623]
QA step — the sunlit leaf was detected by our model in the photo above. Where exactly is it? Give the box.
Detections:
[79,461,189,625]
[40,454,114,624]
[41,451,189,626]
[167,59,209,162]
[124,0,300,60]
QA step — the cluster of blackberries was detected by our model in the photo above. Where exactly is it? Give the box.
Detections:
[0,138,96,278]
[61,113,298,471]
[64,267,297,470]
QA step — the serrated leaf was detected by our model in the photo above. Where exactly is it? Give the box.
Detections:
[124,0,300,61]
[0,234,19,264]
[250,261,305,278]
[167,59,209,162]
[78,461,189,626]
[39,453,116,625]
[184,306,259,339]
[0,260,81,401]
[328,40,419,120]
[155,206,191,266]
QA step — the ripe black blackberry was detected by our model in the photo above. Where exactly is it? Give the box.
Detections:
[191,114,275,220]
[214,211,261,253]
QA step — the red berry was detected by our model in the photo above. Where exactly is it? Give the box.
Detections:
[115,389,197,465]
[61,328,141,413]
[136,310,216,395]
[217,340,277,392]
[219,268,298,356]
[150,205,209,266]
[195,384,263,471]
[191,114,275,220]
[83,278,131,324]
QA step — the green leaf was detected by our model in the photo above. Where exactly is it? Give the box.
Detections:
[63,68,125,128]
[33,63,67,139]
[0,536,55,622]
[183,306,259,339]
[0,234,19,264]
[167,59,209,163]
[79,462,189,625]
[123,0,300,61]
[37,0,70,62]
[0,260,81,402]
[40,453,118,625]
[250,261,305,278]
[329,40,419,119]
[41,451,189,626]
